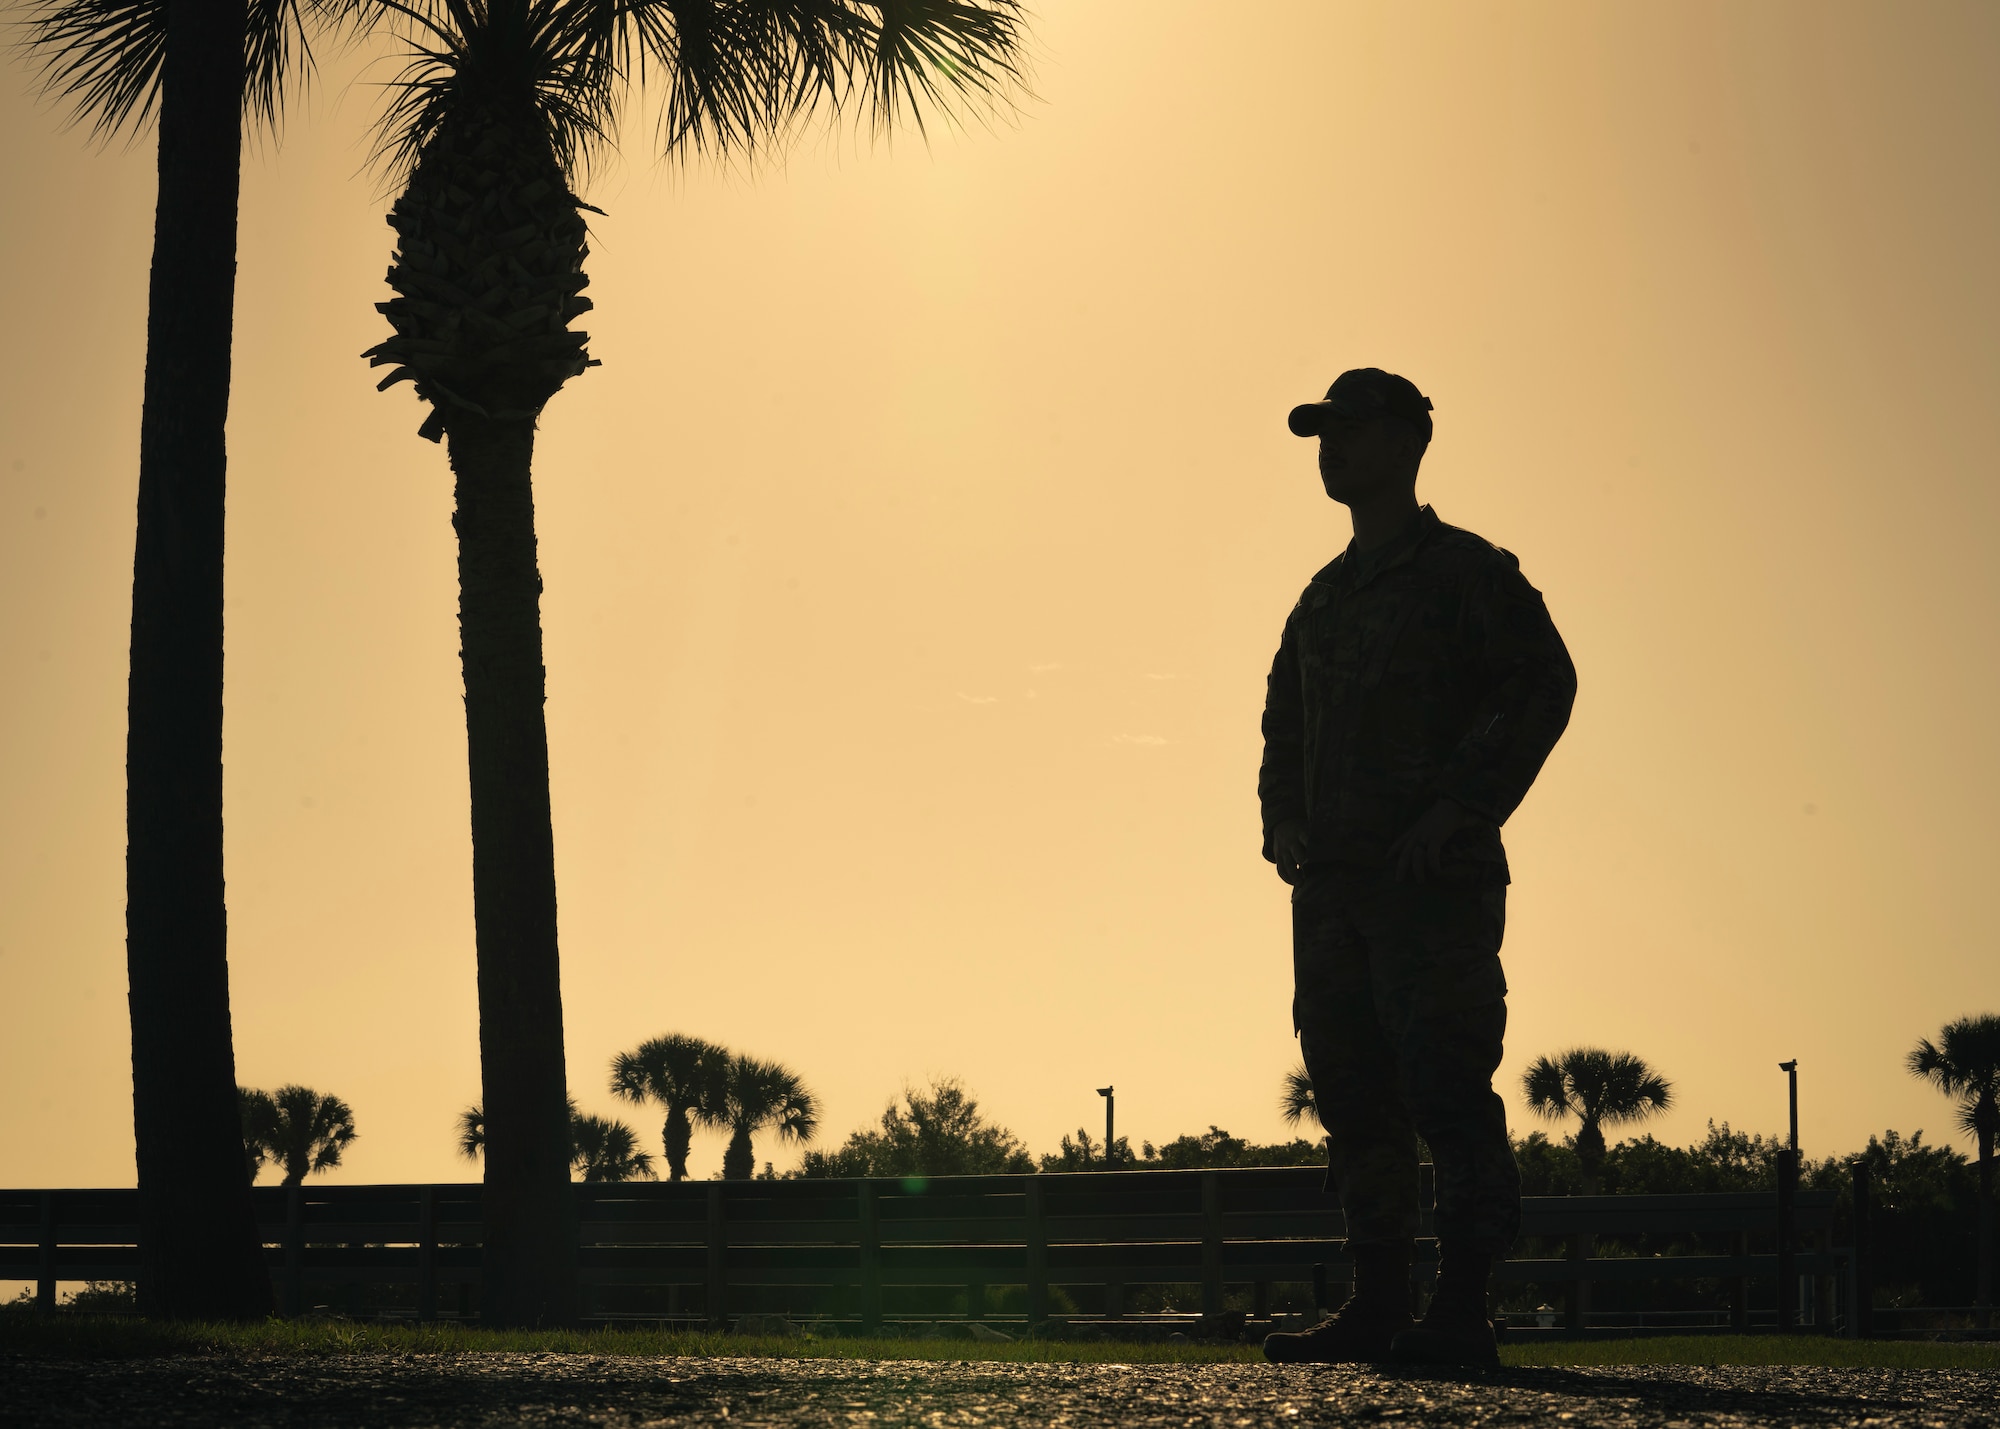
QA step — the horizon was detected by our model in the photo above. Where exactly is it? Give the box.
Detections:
[3,1,1998,1195]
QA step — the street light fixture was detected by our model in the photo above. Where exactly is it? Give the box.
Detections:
[1096,1086,1114,1158]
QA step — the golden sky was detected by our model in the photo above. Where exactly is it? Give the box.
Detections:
[2,1,1997,1192]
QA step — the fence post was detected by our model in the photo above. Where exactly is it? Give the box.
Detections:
[284,1184,304,1318]
[858,1180,882,1334]
[706,1184,727,1330]
[574,1186,592,1323]
[1815,1225,1835,1330]
[36,1191,55,1314]
[1850,1158,1872,1338]
[1200,1171,1224,1318]
[1776,1149,1799,1330]
[418,1186,437,1323]
[1731,1230,1750,1331]
[1565,1231,1590,1335]
[1025,1177,1048,1327]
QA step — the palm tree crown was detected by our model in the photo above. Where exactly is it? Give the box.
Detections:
[26,0,366,138]
[363,0,1029,440]
[1909,1015,2000,1149]
[718,1055,818,1180]
[239,1085,359,1187]
[1523,1047,1672,1188]
[609,1033,730,1180]
[567,1111,657,1182]
[459,1099,657,1181]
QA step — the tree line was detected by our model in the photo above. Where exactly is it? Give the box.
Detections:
[238,1012,1994,1308]
[246,1008,1984,1304]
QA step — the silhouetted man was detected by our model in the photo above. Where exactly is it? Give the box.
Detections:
[1258,369,1576,1368]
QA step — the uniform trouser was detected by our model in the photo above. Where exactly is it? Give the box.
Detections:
[1292,864,1521,1254]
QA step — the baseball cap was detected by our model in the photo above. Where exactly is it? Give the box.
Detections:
[1287,368,1434,440]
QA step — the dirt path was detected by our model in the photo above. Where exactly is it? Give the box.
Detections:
[4,1354,1995,1427]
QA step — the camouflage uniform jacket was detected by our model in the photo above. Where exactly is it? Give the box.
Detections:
[1259,506,1577,874]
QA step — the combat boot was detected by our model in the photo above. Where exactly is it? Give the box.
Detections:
[1389,1244,1499,1369]
[1262,1242,1413,1363]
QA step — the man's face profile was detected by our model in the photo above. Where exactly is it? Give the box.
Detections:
[1316,415,1421,506]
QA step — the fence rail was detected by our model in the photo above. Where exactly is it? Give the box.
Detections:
[2,1170,1846,1335]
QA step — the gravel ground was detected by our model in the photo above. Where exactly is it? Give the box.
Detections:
[4,1355,1997,1428]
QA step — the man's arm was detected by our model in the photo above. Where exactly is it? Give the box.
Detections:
[1431,555,1578,826]
[1259,615,1310,882]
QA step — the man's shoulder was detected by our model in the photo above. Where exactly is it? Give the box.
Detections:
[1419,518,1523,576]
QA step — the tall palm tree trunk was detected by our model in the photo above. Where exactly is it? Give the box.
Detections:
[448,411,578,1326]
[124,0,270,1321]
[1574,1118,1606,1195]
[723,1127,754,1182]
[664,1107,693,1182]
[1979,1128,1993,1313]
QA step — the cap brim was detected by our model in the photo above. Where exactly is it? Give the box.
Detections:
[1287,399,1361,437]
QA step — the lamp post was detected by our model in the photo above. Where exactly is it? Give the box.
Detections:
[1776,1059,1800,1329]
[1096,1086,1114,1161]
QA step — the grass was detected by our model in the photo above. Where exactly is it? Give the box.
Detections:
[1500,1334,2000,1370]
[0,1318,1261,1364]
[3,1317,1996,1370]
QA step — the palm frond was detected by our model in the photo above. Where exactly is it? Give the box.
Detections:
[1597,1051,1673,1127]
[1909,1036,1954,1091]
[608,1049,650,1103]
[632,0,785,158]
[21,0,167,139]
[861,0,1024,138]
[1278,1064,1320,1130]
[621,0,1024,161]
[1957,1095,1998,1143]
[371,0,618,182]
[24,0,375,142]
[1522,1055,1573,1120]
[457,1104,485,1159]
[238,1087,280,1175]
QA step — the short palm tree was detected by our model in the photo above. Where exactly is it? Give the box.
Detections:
[24,0,365,1321]
[460,1100,656,1181]
[717,1055,818,1180]
[568,1112,656,1182]
[1909,1014,2000,1310]
[609,1034,729,1181]
[1279,1064,1322,1131]
[1523,1048,1672,1192]
[361,0,1024,1325]
[458,1103,489,1160]
[239,1085,359,1186]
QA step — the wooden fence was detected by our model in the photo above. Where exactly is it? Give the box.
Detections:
[1,1169,1846,1336]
